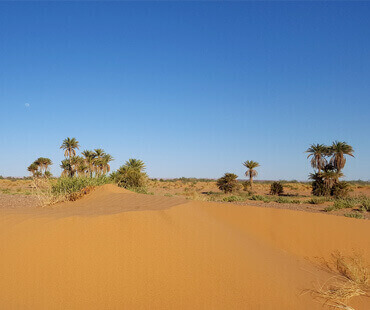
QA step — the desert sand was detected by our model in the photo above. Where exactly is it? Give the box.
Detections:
[0,185,368,309]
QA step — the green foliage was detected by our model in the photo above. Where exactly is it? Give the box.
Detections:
[307,197,330,204]
[222,195,244,202]
[250,195,273,203]
[333,198,356,210]
[52,176,110,197]
[310,173,331,196]
[216,173,239,194]
[270,181,284,195]
[331,181,351,198]
[275,197,290,203]
[344,213,364,219]
[113,159,148,190]
[360,198,370,212]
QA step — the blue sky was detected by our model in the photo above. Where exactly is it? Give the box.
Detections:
[0,1,369,180]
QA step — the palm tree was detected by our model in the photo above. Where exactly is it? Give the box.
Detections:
[243,160,260,189]
[329,141,354,172]
[60,159,72,177]
[27,163,39,177]
[125,158,146,172]
[60,137,80,158]
[102,154,114,174]
[34,157,52,176]
[306,144,329,173]
[82,150,96,177]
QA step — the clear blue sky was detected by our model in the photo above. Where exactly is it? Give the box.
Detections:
[0,1,369,180]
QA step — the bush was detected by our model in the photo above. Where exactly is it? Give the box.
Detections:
[360,198,370,212]
[250,195,273,203]
[270,181,284,195]
[307,197,329,204]
[223,195,243,202]
[344,213,365,219]
[112,159,148,190]
[52,176,110,199]
[217,173,240,194]
[275,197,290,203]
[331,182,351,198]
[333,198,356,210]
[312,179,331,196]
[242,181,251,191]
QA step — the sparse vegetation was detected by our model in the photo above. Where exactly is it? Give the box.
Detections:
[307,251,369,309]
[344,213,364,219]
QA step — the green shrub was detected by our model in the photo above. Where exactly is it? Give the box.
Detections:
[360,198,370,212]
[113,159,148,190]
[344,213,365,219]
[307,197,329,204]
[52,176,110,197]
[223,195,243,202]
[333,198,356,210]
[250,195,272,203]
[270,181,284,195]
[217,173,240,194]
[331,182,351,198]
[275,197,290,203]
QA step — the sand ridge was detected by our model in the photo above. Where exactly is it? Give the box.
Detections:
[0,185,369,309]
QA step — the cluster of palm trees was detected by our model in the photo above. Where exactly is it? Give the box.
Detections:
[60,137,114,178]
[306,141,354,196]
[27,157,53,178]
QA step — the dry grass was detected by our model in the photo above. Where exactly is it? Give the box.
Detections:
[32,178,97,206]
[308,251,369,309]
[32,178,61,206]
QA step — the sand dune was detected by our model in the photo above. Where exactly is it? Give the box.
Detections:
[0,185,368,309]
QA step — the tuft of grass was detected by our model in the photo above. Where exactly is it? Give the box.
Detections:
[222,195,244,202]
[275,197,290,203]
[307,251,369,310]
[325,197,370,212]
[307,197,330,204]
[127,187,154,195]
[344,213,365,219]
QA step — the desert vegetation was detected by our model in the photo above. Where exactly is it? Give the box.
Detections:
[111,159,149,193]
[307,251,369,310]
[307,141,354,198]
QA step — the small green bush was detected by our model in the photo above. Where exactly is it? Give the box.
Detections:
[360,198,370,212]
[113,159,148,190]
[250,195,272,203]
[223,195,244,202]
[270,181,284,195]
[275,197,290,203]
[333,198,356,210]
[344,213,364,219]
[331,181,351,198]
[217,173,240,194]
[307,197,329,204]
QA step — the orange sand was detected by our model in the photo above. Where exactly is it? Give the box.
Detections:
[0,185,369,309]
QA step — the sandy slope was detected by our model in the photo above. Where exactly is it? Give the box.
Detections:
[0,185,368,309]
